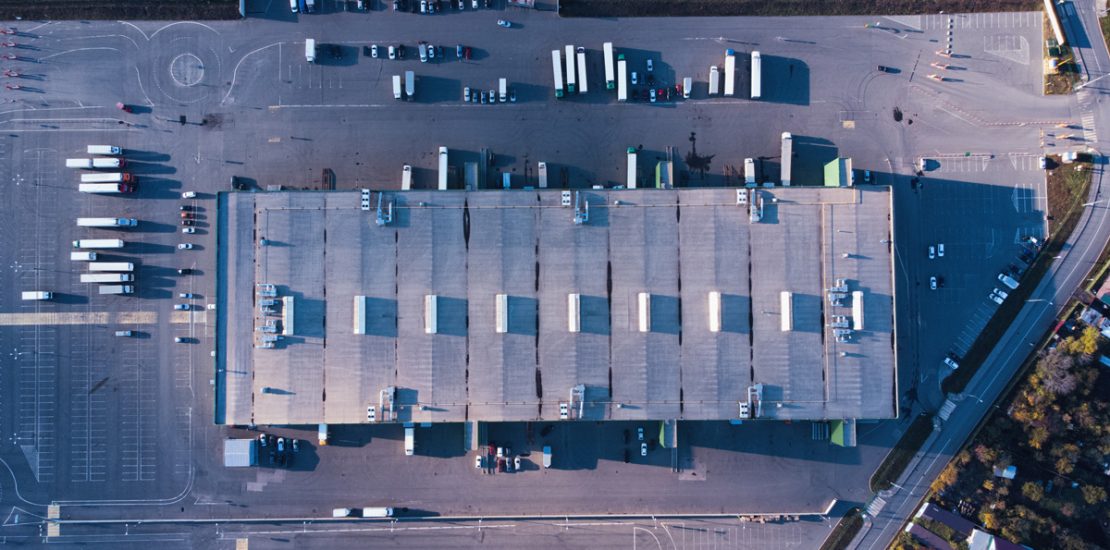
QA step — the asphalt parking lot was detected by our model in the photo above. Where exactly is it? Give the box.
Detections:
[0,4,1075,544]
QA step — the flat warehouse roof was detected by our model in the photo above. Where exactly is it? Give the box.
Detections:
[219,187,897,426]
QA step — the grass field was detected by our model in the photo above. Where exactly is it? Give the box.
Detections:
[560,0,1038,17]
[0,0,239,20]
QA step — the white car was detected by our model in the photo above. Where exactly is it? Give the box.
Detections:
[1040,156,1047,169]
[631,71,638,85]
[181,191,196,199]
[182,227,195,234]
[420,0,427,12]
[928,245,935,259]
[177,243,193,250]
[640,442,648,456]
[179,292,195,299]
[514,456,521,471]
[649,88,657,102]
[472,0,478,7]
[463,86,470,101]
[993,288,1009,300]
[943,356,959,370]
[475,455,483,469]
[989,292,1004,305]
[637,427,644,441]
[937,243,945,257]
[496,446,504,458]
[929,276,937,290]
[646,58,653,72]
[497,19,511,28]
[371,44,378,58]
[388,45,396,60]
[173,304,189,311]
[559,402,569,419]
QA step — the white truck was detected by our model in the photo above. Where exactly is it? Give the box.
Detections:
[87,145,121,155]
[543,445,552,468]
[332,507,394,518]
[438,147,449,190]
[392,75,402,100]
[80,273,134,283]
[751,51,762,99]
[404,426,415,456]
[498,78,507,103]
[551,50,565,99]
[404,71,415,101]
[682,76,692,99]
[80,172,134,183]
[98,285,134,295]
[603,42,616,90]
[998,273,1020,290]
[70,251,98,261]
[79,183,130,194]
[305,38,316,63]
[21,291,52,301]
[72,239,124,249]
[723,49,736,96]
[67,158,125,169]
[88,262,134,272]
[402,165,413,190]
[538,161,548,188]
[744,158,756,186]
[77,217,138,228]
[564,45,576,94]
[626,147,637,189]
[708,66,720,95]
[617,54,628,101]
[780,132,793,186]
[576,47,587,94]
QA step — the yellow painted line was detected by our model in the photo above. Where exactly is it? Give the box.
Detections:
[0,311,192,326]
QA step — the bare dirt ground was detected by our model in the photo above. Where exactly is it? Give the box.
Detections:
[0,0,239,21]
[559,0,1038,17]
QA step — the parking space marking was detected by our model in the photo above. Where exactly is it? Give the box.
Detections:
[1011,182,1036,213]
[931,155,992,173]
[983,34,1029,65]
[0,311,179,325]
[120,336,158,482]
[68,329,108,483]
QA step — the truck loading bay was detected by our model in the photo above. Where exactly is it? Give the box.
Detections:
[0,2,1067,548]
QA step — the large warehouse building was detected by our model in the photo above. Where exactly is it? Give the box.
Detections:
[216,186,897,434]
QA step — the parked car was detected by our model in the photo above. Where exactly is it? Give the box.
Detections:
[646,58,653,72]
[259,433,268,447]
[497,19,511,27]
[388,46,396,60]
[371,44,378,58]
[463,86,470,102]
[177,268,192,275]
[457,44,464,58]
[514,456,521,471]
[177,243,193,250]
[179,293,195,299]
[463,46,471,60]
[938,243,945,257]
[181,219,194,226]
[631,71,638,85]
[292,439,299,452]
[509,88,516,102]
[640,442,648,456]
[397,44,405,59]
[928,245,936,259]
[649,88,656,102]
[637,427,644,441]
[475,455,483,469]
[181,191,196,199]
[174,304,189,311]
[472,0,478,7]
[929,276,937,290]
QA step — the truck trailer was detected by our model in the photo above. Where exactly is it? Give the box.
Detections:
[21,291,52,300]
[87,145,122,155]
[98,285,134,295]
[626,147,637,189]
[70,251,98,261]
[88,262,134,272]
[79,183,130,194]
[80,273,134,283]
[744,158,756,186]
[708,65,720,95]
[77,217,137,228]
[617,55,628,101]
[404,71,415,100]
[780,132,793,186]
[551,50,565,98]
[603,42,616,90]
[576,47,587,94]
[80,172,134,183]
[724,49,736,96]
[305,38,316,63]
[392,75,402,100]
[538,161,548,188]
[499,78,507,103]
[437,147,449,190]
[72,239,124,249]
[751,51,762,99]
[564,45,576,94]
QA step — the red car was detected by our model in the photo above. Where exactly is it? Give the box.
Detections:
[464,46,471,60]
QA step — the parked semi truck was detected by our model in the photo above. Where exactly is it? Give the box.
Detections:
[401,165,412,190]
[80,273,134,283]
[305,38,316,63]
[499,78,507,103]
[626,147,637,189]
[72,239,124,249]
[617,54,628,101]
[77,217,138,228]
[683,76,692,99]
[438,147,449,190]
[66,158,124,169]
[80,172,134,183]
[551,50,565,98]
[404,71,415,100]
[87,145,121,155]
[21,291,52,300]
[780,132,792,186]
[392,75,402,100]
[79,183,131,194]
[98,285,134,295]
[603,42,616,90]
[723,49,736,96]
[70,251,97,261]
[751,51,762,99]
[564,45,576,94]
[538,161,548,188]
[708,65,720,95]
[404,426,415,456]
[576,47,587,94]
[88,262,134,272]
[744,158,756,186]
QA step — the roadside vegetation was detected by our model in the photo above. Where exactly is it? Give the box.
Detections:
[560,0,1036,17]
[0,0,239,20]
[920,328,1110,549]
[941,155,1093,394]
[819,508,863,550]
[1044,16,1080,95]
[869,413,934,492]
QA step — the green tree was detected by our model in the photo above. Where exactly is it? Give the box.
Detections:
[1082,484,1108,505]
[1021,482,1044,503]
